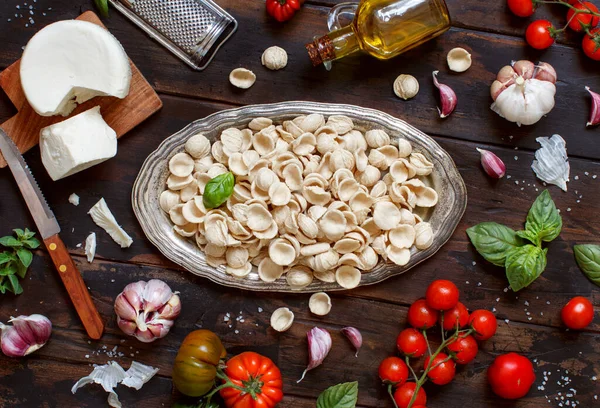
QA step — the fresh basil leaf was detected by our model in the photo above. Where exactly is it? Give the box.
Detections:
[574,244,600,287]
[7,274,23,295]
[525,190,562,243]
[94,0,109,17]
[0,252,16,265]
[505,245,547,292]
[22,238,41,249]
[15,262,27,279]
[516,230,541,247]
[0,264,17,276]
[0,281,6,294]
[13,229,25,239]
[0,236,22,248]
[23,229,36,240]
[203,172,235,209]
[466,222,523,267]
[16,248,33,268]
[316,381,358,408]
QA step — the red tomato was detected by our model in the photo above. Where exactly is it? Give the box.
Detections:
[561,296,595,329]
[447,334,479,364]
[393,382,427,408]
[507,0,536,17]
[440,301,469,330]
[408,299,440,329]
[425,280,459,311]
[469,310,497,341]
[526,20,556,49]
[567,2,600,32]
[378,357,409,386]
[265,0,302,22]
[220,352,283,408]
[583,28,600,61]
[397,328,428,358]
[487,353,536,399]
[424,353,456,385]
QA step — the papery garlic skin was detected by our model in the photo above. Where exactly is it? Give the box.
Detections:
[297,327,332,383]
[114,279,181,343]
[476,148,506,179]
[532,134,570,192]
[0,314,52,357]
[586,86,600,127]
[341,326,363,357]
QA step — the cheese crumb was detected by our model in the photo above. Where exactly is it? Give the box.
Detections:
[68,193,80,206]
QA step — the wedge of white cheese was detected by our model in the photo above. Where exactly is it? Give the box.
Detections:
[20,20,132,117]
[40,106,117,181]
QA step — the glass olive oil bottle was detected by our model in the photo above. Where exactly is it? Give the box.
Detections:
[306,0,451,66]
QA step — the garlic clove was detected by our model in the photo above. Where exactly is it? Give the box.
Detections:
[298,327,332,383]
[476,148,506,179]
[0,314,52,357]
[142,279,175,314]
[585,86,600,127]
[156,293,182,320]
[341,327,363,357]
[117,318,138,336]
[432,71,457,118]
[512,60,535,79]
[447,47,472,73]
[534,62,557,84]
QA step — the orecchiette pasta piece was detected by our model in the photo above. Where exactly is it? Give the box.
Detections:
[295,230,317,245]
[326,115,354,134]
[227,218,253,240]
[373,201,402,230]
[371,235,387,256]
[329,149,355,172]
[204,220,229,247]
[185,134,211,159]
[414,222,434,250]
[286,266,314,290]
[313,249,340,272]
[386,245,411,266]
[297,213,319,239]
[229,68,256,89]
[247,203,274,231]
[402,179,439,208]
[252,128,277,156]
[389,183,417,209]
[335,265,361,289]
[282,163,303,191]
[276,125,295,143]
[340,129,367,151]
[349,191,374,212]
[269,238,297,266]
[282,234,301,257]
[309,292,332,316]
[316,132,339,155]
[300,242,330,257]
[361,217,381,238]
[249,117,273,131]
[225,247,249,269]
[313,270,336,283]
[303,185,331,206]
[232,183,253,202]
[228,152,249,176]
[169,204,188,226]
[354,149,368,172]
[231,203,249,224]
[299,114,325,133]
[221,128,246,155]
[211,141,228,165]
[388,224,416,249]
[338,253,362,268]
[169,152,195,177]
[179,181,198,203]
[227,262,253,278]
[291,133,316,156]
[182,198,205,224]
[160,190,181,213]
[174,223,197,238]
[358,246,379,270]
[409,153,434,176]
[333,238,361,254]
[356,165,381,188]
[316,152,334,180]
[270,307,294,332]
[194,156,214,173]
[337,178,360,202]
[397,138,413,158]
[268,182,292,206]
[319,209,347,241]
[282,119,303,138]
[273,205,292,229]
[307,205,327,222]
[389,159,411,183]
[167,174,194,191]
[370,180,387,198]
[365,129,391,149]
[377,145,399,168]
[258,257,284,282]
[207,163,228,179]
[206,255,226,268]
[399,208,416,225]
[247,158,269,182]
[242,150,260,169]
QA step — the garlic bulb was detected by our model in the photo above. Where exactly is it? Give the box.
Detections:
[531,134,570,192]
[0,314,52,357]
[490,60,557,126]
[114,279,181,343]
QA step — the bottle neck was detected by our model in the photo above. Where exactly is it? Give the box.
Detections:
[305,25,360,66]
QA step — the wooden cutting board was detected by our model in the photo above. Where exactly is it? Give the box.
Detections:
[0,11,162,168]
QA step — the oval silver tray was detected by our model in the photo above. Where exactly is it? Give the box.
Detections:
[132,102,467,293]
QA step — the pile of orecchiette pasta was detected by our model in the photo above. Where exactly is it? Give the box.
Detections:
[159,114,438,290]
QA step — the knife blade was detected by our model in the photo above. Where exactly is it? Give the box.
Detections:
[0,128,104,339]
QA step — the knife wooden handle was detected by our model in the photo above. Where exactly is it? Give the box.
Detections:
[44,234,104,340]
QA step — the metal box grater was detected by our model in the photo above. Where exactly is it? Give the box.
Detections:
[109,0,237,70]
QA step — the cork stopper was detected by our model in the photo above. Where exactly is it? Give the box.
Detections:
[305,35,335,67]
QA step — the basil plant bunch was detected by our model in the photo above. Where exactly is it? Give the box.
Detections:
[467,190,562,291]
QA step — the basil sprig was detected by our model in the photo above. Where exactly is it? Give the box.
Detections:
[467,190,561,291]
[574,244,600,287]
[316,381,358,408]
[203,172,235,209]
[0,228,40,295]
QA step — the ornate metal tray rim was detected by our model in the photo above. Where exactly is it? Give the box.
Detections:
[132,102,467,293]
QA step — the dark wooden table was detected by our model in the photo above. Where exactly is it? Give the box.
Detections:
[1,0,599,407]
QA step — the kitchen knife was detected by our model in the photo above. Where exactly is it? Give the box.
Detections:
[0,128,104,340]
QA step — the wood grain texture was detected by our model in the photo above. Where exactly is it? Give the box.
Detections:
[0,11,162,167]
[43,234,104,340]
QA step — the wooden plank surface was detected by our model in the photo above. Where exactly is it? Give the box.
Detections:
[0,11,163,167]
[0,0,599,407]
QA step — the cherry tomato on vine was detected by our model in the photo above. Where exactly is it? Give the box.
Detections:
[526,20,556,50]
[424,353,456,385]
[447,334,479,364]
[378,356,409,386]
[469,309,497,341]
[397,328,428,358]
[408,299,439,329]
[507,0,537,17]
[561,296,595,329]
[425,280,459,311]
[441,301,469,330]
[583,28,600,60]
[567,2,600,32]
[487,353,536,399]
[393,382,427,408]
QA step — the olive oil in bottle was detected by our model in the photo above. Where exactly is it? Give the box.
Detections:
[306,0,451,66]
